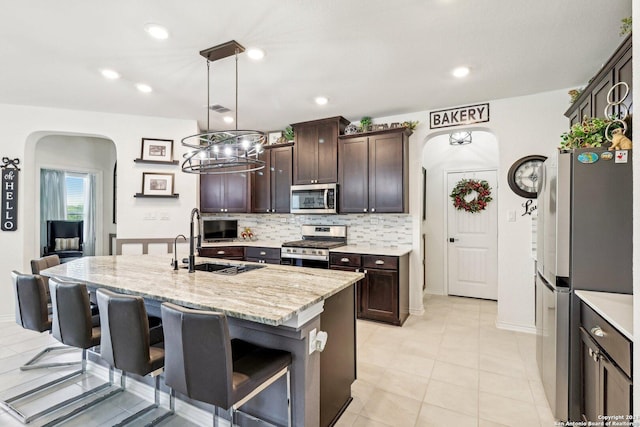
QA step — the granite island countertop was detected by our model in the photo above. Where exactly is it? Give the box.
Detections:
[42,255,363,327]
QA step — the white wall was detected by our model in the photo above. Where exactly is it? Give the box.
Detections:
[422,130,499,296]
[0,103,198,319]
[35,135,116,255]
[374,88,569,331]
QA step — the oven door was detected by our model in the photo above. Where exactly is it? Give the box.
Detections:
[281,257,329,269]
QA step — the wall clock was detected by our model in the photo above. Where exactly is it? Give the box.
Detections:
[507,155,547,198]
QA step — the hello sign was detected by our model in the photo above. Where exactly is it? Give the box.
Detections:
[2,157,20,231]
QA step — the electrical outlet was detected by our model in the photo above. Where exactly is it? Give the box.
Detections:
[309,328,317,354]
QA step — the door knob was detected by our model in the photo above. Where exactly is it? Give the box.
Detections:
[449,238,458,243]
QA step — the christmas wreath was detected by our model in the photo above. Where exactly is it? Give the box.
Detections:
[450,179,493,213]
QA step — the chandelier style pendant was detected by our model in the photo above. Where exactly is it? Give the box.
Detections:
[181,40,266,174]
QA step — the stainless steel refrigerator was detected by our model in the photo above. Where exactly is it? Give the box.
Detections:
[535,147,632,421]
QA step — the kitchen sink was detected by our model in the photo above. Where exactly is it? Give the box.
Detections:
[183,262,266,275]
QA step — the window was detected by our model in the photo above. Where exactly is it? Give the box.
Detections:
[65,173,86,221]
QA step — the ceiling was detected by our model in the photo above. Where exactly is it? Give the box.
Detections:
[0,0,632,131]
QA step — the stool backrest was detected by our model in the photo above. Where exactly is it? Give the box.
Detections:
[49,278,94,349]
[161,302,233,407]
[30,255,60,298]
[12,271,50,332]
[97,288,151,375]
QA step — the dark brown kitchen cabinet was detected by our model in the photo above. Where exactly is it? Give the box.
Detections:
[338,128,410,214]
[330,251,409,326]
[200,166,250,213]
[566,34,631,121]
[292,116,349,185]
[245,246,281,264]
[578,302,632,423]
[251,144,293,213]
[198,246,244,260]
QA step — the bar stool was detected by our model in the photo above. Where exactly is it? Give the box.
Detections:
[10,271,80,371]
[1,275,118,424]
[161,302,292,427]
[30,254,61,296]
[97,288,174,426]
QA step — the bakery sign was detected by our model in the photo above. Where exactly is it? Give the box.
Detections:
[430,103,490,129]
[2,157,20,231]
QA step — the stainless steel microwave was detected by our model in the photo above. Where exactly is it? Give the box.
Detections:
[290,183,337,214]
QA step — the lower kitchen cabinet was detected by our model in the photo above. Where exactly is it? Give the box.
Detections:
[579,301,632,422]
[198,246,245,260]
[244,246,281,264]
[330,252,409,326]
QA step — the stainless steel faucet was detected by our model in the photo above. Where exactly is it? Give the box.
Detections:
[173,234,187,270]
[189,208,201,273]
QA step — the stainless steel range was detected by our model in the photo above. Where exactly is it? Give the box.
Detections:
[281,225,347,268]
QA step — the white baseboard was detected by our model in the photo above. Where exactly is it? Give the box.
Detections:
[495,320,536,334]
[409,307,425,316]
[88,362,219,426]
[0,314,15,323]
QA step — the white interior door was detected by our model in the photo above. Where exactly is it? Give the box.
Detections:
[447,170,498,300]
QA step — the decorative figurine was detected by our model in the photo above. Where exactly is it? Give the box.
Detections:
[609,128,633,151]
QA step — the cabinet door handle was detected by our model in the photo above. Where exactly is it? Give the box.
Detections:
[217,251,225,255]
[371,208,376,212]
[375,260,385,265]
[260,251,267,256]
[220,208,224,212]
[591,326,605,338]
[341,258,350,262]
[273,209,276,212]
[266,209,270,213]
[363,208,367,212]
[363,269,368,274]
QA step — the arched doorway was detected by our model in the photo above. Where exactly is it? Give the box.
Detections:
[421,129,499,298]
[33,134,117,257]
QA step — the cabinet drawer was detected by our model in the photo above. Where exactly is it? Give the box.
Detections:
[245,247,280,260]
[199,246,245,259]
[330,253,361,268]
[581,302,632,378]
[362,255,398,271]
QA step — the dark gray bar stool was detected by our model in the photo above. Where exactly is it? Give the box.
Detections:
[97,288,174,426]
[161,302,292,427]
[1,275,120,424]
[10,271,80,371]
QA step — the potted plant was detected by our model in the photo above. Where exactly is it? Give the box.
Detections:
[283,126,294,142]
[560,116,625,150]
[359,116,372,132]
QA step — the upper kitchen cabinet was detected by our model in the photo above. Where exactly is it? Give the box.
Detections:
[251,144,293,213]
[200,166,250,213]
[338,128,410,213]
[292,116,349,185]
[566,34,632,123]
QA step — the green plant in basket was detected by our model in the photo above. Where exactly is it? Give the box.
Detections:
[283,126,294,141]
[560,116,623,150]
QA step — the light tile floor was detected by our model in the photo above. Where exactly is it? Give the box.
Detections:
[0,294,554,426]
[336,294,555,427]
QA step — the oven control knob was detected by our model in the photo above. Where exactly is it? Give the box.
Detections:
[302,250,307,254]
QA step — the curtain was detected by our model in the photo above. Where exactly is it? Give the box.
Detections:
[83,173,97,256]
[40,169,67,254]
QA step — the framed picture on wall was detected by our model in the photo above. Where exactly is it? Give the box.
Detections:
[268,131,283,145]
[141,172,174,196]
[141,138,174,162]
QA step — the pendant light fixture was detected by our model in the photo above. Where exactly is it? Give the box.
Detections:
[181,40,266,174]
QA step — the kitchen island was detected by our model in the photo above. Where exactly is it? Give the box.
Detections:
[43,255,363,426]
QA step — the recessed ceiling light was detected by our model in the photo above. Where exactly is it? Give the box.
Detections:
[315,96,329,105]
[223,116,234,124]
[136,83,153,93]
[246,48,265,60]
[144,23,169,40]
[101,69,120,80]
[452,66,470,78]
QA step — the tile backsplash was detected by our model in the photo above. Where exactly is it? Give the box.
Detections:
[202,213,413,247]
